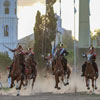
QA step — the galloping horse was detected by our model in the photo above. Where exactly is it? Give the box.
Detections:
[25,53,37,89]
[10,52,25,96]
[52,56,72,90]
[84,54,98,92]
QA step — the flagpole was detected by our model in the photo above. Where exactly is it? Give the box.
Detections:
[59,0,62,43]
[74,0,77,73]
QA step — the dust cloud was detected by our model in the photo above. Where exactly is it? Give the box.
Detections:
[0,68,100,96]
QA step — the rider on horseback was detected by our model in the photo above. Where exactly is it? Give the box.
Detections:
[8,45,25,78]
[81,45,98,77]
[27,48,37,79]
[57,43,69,75]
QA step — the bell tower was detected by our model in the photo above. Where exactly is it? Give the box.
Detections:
[0,0,18,58]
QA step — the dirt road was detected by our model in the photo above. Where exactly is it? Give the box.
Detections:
[0,92,100,100]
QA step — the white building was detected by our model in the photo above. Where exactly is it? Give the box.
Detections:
[0,0,18,58]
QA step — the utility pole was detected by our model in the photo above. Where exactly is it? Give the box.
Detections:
[74,0,77,73]
[59,0,62,43]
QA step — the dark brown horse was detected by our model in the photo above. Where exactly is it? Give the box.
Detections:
[25,53,37,89]
[52,56,72,90]
[10,52,25,96]
[84,54,98,93]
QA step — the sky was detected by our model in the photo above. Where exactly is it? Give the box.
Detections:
[17,0,100,40]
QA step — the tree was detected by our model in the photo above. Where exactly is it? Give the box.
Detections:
[34,11,43,60]
[45,0,57,55]
[34,0,57,61]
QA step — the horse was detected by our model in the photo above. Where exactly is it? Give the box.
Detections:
[10,52,25,96]
[84,54,98,93]
[52,56,72,90]
[25,52,37,89]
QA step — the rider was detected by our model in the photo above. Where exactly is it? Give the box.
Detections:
[28,48,34,55]
[58,43,69,75]
[81,45,98,77]
[8,45,25,78]
[27,48,37,79]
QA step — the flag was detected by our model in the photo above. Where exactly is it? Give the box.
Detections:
[74,7,77,14]
[74,0,77,14]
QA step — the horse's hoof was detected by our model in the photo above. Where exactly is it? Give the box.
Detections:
[17,94,20,96]
[16,87,19,90]
[55,86,57,88]
[64,82,69,86]
[95,87,97,90]
[87,87,90,90]
[57,87,61,90]
[66,82,69,85]
[10,86,13,88]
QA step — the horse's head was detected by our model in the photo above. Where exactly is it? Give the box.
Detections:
[15,52,25,62]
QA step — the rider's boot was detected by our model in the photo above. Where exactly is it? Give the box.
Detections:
[81,72,84,77]
[63,62,67,75]
[8,66,12,78]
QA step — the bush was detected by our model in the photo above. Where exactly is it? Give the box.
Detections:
[0,53,12,71]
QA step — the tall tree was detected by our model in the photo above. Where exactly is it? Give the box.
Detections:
[44,0,57,55]
[34,0,57,61]
[34,11,43,60]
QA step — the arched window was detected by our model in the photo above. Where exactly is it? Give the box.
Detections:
[5,7,9,14]
[4,0,10,14]
[15,8,16,14]
[4,25,9,37]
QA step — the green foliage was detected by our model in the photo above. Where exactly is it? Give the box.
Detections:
[34,11,43,60]
[0,53,12,71]
[62,31,74,64]
[34,0,57,63]
[94,29,100,36]
[66,50,74,65]
[45,0,57,55]
[62,32,73,50]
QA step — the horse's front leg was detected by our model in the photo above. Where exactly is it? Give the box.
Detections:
[10,77,14,88]
[55,74,60,90]
[85,77,90,90]
[66,71,71,85]
[94,79,97,90]
[92,79,95,93]
[32,75,36,89]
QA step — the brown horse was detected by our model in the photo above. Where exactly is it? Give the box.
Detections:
[52,56,72,90]
[10,52,25,96]
[25,53,37,89]
[84,54,98,93]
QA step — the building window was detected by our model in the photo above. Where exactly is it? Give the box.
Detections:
[15,8,16,14]
[4,0,10,14]
[5,8,9,14]
[4,25,9,37]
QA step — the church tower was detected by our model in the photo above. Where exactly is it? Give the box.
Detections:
[0,0,18,58]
